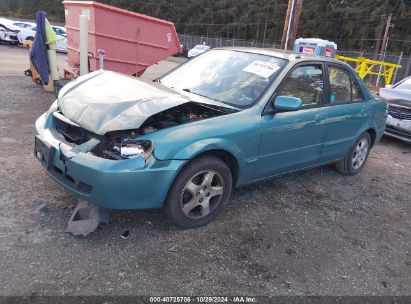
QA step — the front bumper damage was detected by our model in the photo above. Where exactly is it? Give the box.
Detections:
[35,112,186,210]
[385,115,411,143]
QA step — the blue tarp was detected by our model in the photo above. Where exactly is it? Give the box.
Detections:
[30,11,49,84]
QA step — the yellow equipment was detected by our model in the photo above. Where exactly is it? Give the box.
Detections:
[336,55,401,85]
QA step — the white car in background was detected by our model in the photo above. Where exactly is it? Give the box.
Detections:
[0,18,20,44]
[51,25,66,37]
[29,25,67,52]
[0,17,67,52]
[12,21,36,43]
[380,76,411,143]
[187,44,210,59]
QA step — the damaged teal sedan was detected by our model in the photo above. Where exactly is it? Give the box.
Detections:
[35,48,387,228]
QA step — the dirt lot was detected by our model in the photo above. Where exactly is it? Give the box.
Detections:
[0,44,410,296]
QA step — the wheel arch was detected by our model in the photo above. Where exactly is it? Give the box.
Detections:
[172,148,240,187]
[365,128,377,147]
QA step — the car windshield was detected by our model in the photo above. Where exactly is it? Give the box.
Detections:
[161,49,287,108]
[394,78,411,90]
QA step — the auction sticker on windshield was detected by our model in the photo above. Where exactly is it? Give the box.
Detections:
[243,61,281,78]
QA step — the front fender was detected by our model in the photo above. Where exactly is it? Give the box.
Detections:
[153,136,256,185]
[164,137,244,162]
[140,107,263,185]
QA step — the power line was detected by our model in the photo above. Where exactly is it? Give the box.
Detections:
[177,16,392,27]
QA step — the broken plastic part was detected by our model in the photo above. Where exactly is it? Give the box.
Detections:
[121,230,130,239]
[66,199,110,236]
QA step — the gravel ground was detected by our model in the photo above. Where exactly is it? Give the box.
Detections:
[0,44,410,296]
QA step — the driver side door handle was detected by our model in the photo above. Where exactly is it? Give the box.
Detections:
[314,113,327,123]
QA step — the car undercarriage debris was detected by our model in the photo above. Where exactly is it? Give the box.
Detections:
[65,199,110,236]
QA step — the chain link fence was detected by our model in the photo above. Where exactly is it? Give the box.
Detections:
[178,34,280,50]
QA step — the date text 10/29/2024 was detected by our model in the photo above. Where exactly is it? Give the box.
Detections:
[150,296,257,303]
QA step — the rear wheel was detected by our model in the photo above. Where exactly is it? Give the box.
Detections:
[336,132,371,175]
[165,156,232,228]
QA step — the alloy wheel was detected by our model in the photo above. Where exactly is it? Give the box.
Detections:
[352,138,369,169]
[180,170,225,219]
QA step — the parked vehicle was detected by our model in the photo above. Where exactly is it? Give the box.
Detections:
[380,76,411,143]
[173,44,188,58]
[34,48,387,228]
[12,21,36,29]
[51,25,66,37]
[0,18,19,44]
[0,18,67,51]
[187,44,210,59]
[23,25,67,52]
[11,20,36,43]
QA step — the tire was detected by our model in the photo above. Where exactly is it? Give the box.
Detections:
[335,132,371,175]
[164,156,232,228]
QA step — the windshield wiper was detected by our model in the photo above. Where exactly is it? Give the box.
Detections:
[182,88,220,101]
[181,88,240,110]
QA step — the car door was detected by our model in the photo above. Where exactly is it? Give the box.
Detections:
[319,64,371,162]
[254,62,329,179]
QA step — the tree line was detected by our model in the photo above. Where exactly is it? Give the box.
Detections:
[1,0,410,55]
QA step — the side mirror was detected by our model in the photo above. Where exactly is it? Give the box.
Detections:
[274,96,303,111]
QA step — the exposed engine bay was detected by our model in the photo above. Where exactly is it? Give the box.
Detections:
[54,102,235,160]
[139,101,231,135]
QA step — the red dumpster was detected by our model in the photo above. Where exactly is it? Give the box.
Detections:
[63,1,181,76]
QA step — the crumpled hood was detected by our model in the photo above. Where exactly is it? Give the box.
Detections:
[57,70,190,135]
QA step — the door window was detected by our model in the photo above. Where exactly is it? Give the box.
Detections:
[277,65,324,106]
[328,65,364,104]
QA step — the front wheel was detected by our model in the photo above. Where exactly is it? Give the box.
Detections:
[335,132,371,175]
[164,156,232,228]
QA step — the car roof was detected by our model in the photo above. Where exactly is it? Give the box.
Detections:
[217,46,344,64]
[14,21,35,25]
[0,18,20,30]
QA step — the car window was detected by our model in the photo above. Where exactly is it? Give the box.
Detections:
[394,78,411,90]
[53,27,63,35]
[277,64,324,106]
[352,79,364,102]
[328,66,351,103]
[329,65,364,104]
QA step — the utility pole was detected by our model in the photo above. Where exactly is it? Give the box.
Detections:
[281,0,293,50]
[262,13,268,46]
[379,14,392,59]
[376,14,392,86]
[373,15,386,59]
[281,0,304,51]
[392,51,403,84]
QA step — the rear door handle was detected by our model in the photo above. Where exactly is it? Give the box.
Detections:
[314,114,326,123]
